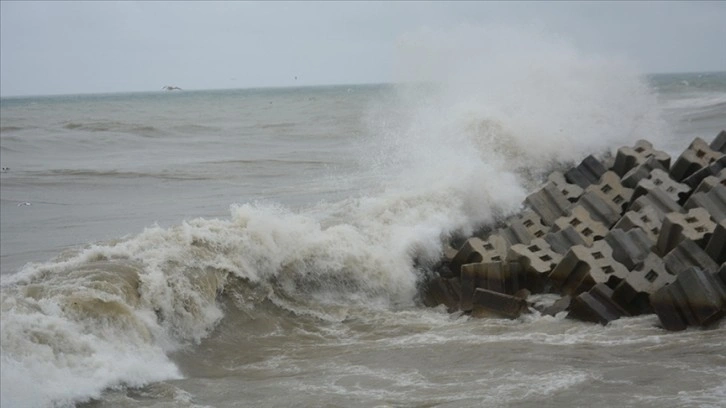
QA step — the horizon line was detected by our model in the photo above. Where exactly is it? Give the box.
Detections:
[2,70,725,99]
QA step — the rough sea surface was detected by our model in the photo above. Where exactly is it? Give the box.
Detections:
[2,54,725,407]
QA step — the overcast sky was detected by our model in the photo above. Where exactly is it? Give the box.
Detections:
[1,1,725,97]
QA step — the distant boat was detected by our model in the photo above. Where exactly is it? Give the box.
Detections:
[162,85,182,91]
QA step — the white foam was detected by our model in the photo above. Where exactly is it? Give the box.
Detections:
[0,23,675,407]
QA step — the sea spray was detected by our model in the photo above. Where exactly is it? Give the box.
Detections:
[0,24,676,407]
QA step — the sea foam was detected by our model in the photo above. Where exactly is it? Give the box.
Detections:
[0,24,672,407]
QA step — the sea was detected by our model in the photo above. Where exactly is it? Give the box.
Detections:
[1,68,725,407]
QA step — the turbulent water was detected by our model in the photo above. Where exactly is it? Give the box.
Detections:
[2,30,726,407]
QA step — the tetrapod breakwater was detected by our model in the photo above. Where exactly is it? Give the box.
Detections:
[422,130,726,331]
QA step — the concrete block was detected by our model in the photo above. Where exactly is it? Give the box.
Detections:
[507,238,562,279]
[670,137,725,182]
[548,171,585,203]
[655,208,716,256]
[663,239,719,276]
[548,241,630,296]
[709,130,726,154]
[682,156,726,190]
[628,187,683,220]
[443,245,458,262]
[705,220,726,264]
[693,169,726,194]
[498,211,548,246]
[451,235,509,276]
[612,253,674,315]
[613,206,663,242]
[631,169,691,205]
[471,288,529,319]
[612,139,671,177]
[565,155,607,188]
[621,156,669,189]
[719,263,726,288]
[684,184,726,223]
[576,190,624,227]
[552,206,610,246]
[542,295,572,316]
[651,267,726,330]
[544,225,588,255]
[460,261,538,311]
[525,182,572,226]
[432,245,460,278]
[604,228,654,270]
[585,171,634,214]
[422,277,461,312]
[568,283,630,324]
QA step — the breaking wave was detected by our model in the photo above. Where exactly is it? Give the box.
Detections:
[0,24,672,407]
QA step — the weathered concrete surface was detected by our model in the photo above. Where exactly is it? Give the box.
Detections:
[663,239,719,276]
[566,155,608,189]
[585,171,633,215]
[612,139,671,178]
[711,130,726,153]
[651,267,726,331]
[655,207,716,256]
[548,241,630,296]
[705,219,726,264]
[507,238,562,278]
[632,169,690,205]
[684,184,726,223]
[450,235,509,277]
[471,288,530,319]
[612,253,674,315]
[542,295,572,317]
[460,261,536,311]
[568,283,630,324]
[693,168,726,194]
[575,191,623,227]
[544,225,588,255]
[621,156,668,189]
[422,277,461,312]
[682,156,726,190]
[552,206,610,245]
[670,137,725,182]
[525,182,572,226]
[548,171,585,203]
[604,228,653,270]
[614,206,663,242]
[628,188,684,221]
[498,211,548,246]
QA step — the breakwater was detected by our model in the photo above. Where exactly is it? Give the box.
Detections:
[423,131,726,331]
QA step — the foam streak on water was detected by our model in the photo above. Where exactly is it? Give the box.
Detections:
[1,25,725,407]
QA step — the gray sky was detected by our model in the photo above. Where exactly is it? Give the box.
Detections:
[1,1,725,97]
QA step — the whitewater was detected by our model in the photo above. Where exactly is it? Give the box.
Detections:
[1,26,725,407]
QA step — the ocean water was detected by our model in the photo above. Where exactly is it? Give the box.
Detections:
[2,56,726,407]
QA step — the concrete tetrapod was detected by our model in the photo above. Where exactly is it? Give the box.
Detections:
[568,283,630,324]
[631,169,691,206]
[684,184,726,223]
[655,207,716,256]
[450,235,509,277]
[612,139,671,178]
[612,253,674,315]
[565,155,608,189]
[548,241,630,296]
[459,261,537,311]
[471,288,530,319]
[650,266,726,331]
[670,137,725,182]
[525,182,572,226]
